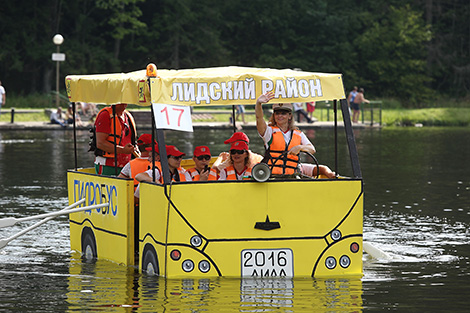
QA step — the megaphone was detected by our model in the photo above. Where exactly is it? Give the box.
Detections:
[252,163,271,182]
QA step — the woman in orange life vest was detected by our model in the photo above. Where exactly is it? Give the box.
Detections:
[118,133,159,190]
[187,146,218,181]
[134,145,192,197]
[94,103,138,176]
[255,92,336,178]
[218,139,258,181]
[212,132,263,175]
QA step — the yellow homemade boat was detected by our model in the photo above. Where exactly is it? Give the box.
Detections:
[66,65,363,278]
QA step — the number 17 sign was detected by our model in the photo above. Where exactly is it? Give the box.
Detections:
[151,103,193,132]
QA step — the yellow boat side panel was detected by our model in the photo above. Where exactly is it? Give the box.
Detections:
[139,179,362,278]
[67,171,135,265]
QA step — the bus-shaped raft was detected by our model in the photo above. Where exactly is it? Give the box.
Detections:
[66,65,363,278]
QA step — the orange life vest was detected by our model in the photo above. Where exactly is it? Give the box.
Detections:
[97,107,137,159]
[152,166,189,184]
[187,167,218,181]
[224,165,252,180]
[267,127,301,174]
[129,158,151,189]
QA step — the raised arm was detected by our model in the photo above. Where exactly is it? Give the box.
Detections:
[255,91,275,136]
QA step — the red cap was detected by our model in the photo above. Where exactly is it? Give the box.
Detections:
[193,146,211,157]
[230,141,249,151]
[165,145,185,157]
[224,132,249,144]
[137,133,154,145]
[145,144,160,154]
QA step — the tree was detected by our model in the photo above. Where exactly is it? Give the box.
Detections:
[353,5,432,105]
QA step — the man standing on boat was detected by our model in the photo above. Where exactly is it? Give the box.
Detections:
[93,103,137,176]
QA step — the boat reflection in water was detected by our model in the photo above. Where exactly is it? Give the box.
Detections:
[66,254,363,312]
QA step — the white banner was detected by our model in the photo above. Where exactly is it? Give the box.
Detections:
[151,103,193,132]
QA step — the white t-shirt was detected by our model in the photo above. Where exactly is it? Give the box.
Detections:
[134,167,191,198]
[0,86,5,105]
[259,126,312,149]
[293,103,304,111]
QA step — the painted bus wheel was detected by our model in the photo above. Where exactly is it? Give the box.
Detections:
[81,227,97,260]
[142,245,159,275]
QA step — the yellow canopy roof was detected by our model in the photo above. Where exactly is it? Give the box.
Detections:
[66,66,345,107]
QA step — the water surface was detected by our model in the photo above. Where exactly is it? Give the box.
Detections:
[0,127,469,312]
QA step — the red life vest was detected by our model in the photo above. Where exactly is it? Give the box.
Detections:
[267,127,301,174]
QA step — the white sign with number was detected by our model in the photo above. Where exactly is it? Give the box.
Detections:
[151,103,193,132]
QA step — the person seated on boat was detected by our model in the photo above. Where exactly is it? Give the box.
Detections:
[212,132,263,174]
[135,144,191,189]
[118,133,157,190]
[93,103,138,176]
[187,146,218,181]
[255,92,330,177]
[218,139,259,181]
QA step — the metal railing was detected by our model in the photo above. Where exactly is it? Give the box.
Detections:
[361,101,382,126]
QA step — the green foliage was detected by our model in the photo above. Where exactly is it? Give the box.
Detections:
[0,0,469,107]
[353,5,432,105]
[382,108,470,126]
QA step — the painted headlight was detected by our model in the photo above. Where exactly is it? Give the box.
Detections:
[198,260,210,273]
[340,255,351,268]
[330,229,342,241]
[190,235,202,247]
[325,256,337,269]
[182,260,194,272]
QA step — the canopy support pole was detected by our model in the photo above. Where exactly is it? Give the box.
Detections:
[73,102,78,170]
[341,99,362,178]
[112,105,118,176]
[231,105,236,133]
[334,100,338,178]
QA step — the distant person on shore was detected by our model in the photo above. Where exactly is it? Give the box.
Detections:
[293,102,313,123]
[235,105,247,124]
[0,80,5,117]
[80,102,98,118]
[352,88,370,123]
[50,107,67,128]
[306,101,315,120]
[347,86,358,114]
[65,104,83,126]
[92,103,138,176]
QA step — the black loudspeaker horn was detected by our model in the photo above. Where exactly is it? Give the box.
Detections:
[252,163,271,182]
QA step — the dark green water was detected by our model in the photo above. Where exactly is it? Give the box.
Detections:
[0,127,469,312]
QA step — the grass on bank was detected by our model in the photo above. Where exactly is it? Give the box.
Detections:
[1,94,470,126]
